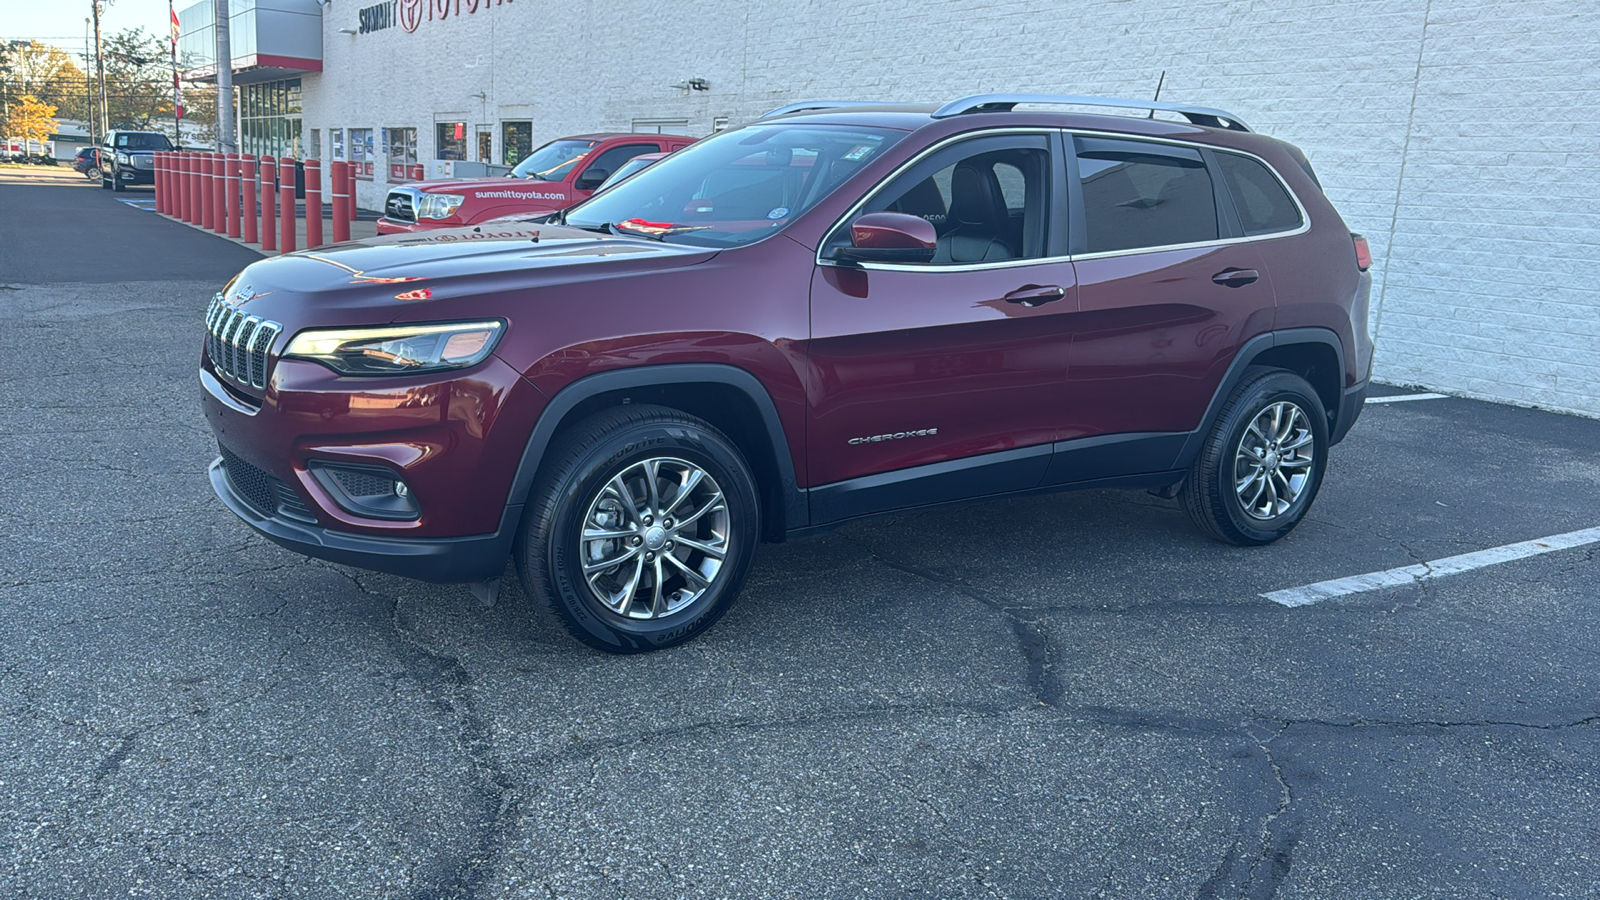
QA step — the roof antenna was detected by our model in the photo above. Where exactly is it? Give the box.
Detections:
[1148,70,1166,118]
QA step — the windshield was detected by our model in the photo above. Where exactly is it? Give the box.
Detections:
[565,124,905,247]
[115,133,174,151]
[509,139,600,181]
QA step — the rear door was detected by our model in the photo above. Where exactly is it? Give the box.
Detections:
[1049,133,1276,483]
[806,131,1080,521]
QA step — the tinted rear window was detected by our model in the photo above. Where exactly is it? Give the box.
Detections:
[1215,152,1303,236]
[1076,138,1219,254]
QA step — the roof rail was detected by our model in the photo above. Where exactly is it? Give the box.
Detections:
[931,93,1251,132]
[757,101,887,120]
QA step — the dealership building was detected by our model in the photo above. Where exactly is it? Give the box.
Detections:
[177,0,1598,418]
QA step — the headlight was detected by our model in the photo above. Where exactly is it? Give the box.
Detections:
[416,193,466,220]
[282,320,504,376]
[115,151,132,165]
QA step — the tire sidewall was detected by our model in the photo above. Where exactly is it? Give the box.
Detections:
[1215,374,1329,543]
[542,420,758,652]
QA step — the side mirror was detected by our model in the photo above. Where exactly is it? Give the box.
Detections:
[828,212,937,263]
[575,168,609,191]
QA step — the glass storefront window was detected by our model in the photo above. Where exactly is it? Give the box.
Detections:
[436,122,466,160]
[502,121,532,167]
[331,128,345,161]
[238,78,303,158]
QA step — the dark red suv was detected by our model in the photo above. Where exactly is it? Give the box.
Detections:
[200,94,1372,652]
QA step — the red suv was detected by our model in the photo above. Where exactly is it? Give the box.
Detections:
[375,132,695,234]
[201,94,1372,652]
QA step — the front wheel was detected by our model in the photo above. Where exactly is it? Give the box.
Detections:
[111,172,126,192]
[1180,368,1329,545]
[517,404,760,653]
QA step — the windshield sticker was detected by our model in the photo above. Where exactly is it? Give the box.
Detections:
[766,207,790,220]
[842,145,873,161]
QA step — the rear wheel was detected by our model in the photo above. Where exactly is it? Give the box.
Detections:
[85,166,102,181]
[1180,368,1328,545]
[517,404,760,653]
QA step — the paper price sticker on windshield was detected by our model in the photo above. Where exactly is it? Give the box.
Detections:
[842,145,873,161]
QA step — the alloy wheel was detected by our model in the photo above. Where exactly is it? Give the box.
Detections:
[1233,401,1316,520]
[578,456,731,619]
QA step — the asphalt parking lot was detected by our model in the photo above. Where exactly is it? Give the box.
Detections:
[2,172,1597,899]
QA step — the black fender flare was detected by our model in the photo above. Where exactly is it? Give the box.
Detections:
[502,363,807,537]
[1175,327,1348,469]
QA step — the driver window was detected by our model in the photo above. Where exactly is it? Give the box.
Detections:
[858,141,1049,265]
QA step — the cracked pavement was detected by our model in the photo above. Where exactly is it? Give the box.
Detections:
[3,175,1599,898]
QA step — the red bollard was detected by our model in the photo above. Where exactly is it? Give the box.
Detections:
[329,160,351,244]
[225,154,242,238]
[242,156,258,244]
[186,153,200,225]
[259,156,277,252]
[304,159,323,248]
[202,154,216,231]
[153,153,164,214]
[278,157,296,254]
[211,154,227,235]
[348,164,359,221]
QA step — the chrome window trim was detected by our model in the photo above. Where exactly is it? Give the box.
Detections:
[815,126,1311,273]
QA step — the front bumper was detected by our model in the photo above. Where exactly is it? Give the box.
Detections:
[209,457,518,581]
[118,166,154,185]
[375,217,438,234]
[200,350,546,583]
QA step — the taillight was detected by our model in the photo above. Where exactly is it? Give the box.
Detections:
[1352,233,1372,271]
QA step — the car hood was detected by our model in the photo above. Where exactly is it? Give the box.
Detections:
[219,223,718,323]
[405,176,561,195]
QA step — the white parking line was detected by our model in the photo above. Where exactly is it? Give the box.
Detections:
[1263,526,1600,607]
[1365,392,1448,404]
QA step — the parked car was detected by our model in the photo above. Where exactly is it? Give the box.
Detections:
[375,133,694,234]
[200,93,1372,653]
[72,147,102,180]
[100,129,174,192]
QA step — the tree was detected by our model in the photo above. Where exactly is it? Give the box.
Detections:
[0,41,89,124]
[101,28,176,130]
[3,95,59,150]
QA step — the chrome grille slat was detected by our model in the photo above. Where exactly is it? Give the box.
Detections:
[203,294,282,391]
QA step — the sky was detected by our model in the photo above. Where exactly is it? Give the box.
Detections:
[4,0,183,62]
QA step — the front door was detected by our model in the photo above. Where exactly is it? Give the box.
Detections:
[806,132,1079,522]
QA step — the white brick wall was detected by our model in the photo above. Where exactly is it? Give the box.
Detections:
[303,0,1600,416]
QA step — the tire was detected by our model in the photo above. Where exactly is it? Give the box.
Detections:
[85,166,101,181]
[111,172,126,192]
[1180,368,1329,546]
[100,175,112,190]
[517,404,761,653]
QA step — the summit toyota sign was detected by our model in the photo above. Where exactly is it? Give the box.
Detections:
[397,0,514,33]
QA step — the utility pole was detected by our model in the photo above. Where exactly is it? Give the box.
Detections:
[92,0,108,135]
[85,18,96,141]
[213,0,234,153]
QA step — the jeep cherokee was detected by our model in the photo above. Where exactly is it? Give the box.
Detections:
[200,93,1373,653]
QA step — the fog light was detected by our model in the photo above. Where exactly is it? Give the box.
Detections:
[307,461,421,521]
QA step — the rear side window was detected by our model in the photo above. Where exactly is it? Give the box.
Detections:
[1215,152,1303,236]
[1075,137,1218,254]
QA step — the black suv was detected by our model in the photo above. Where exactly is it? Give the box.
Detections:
[100,130,174,192]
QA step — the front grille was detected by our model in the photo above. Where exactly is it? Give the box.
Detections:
[204,294,282,390]
[219,446,313,521]
[385,190,415,222]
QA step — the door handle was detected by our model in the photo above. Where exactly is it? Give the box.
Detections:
[1002,284,1066,307]
[1212,268,1260,287]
